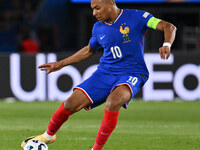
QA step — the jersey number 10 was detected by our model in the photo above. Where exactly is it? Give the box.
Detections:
[111,46,122,59]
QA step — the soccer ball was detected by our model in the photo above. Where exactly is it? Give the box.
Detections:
[23,140,48,150]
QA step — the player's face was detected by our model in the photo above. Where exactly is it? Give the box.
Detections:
[91,0,112,23]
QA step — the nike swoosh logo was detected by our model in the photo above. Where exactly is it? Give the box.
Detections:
[100,35,106,40]
[51,119,56,124]
[101,132,109,135]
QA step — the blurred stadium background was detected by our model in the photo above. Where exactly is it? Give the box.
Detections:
[0,0,200,149]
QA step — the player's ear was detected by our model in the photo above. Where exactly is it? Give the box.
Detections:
[105,0,114,6]
[109,0,115,5]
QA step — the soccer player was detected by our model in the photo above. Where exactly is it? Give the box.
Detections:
[21,0,176,149]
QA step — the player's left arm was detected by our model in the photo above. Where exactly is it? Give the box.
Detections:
[156,20,177,60]
[147,17,177,60]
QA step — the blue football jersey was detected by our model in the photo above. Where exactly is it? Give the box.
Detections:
[89,9,154,76]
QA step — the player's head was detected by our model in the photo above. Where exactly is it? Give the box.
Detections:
[91,0,117,23]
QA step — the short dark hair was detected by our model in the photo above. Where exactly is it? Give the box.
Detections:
[100,0,115,3]
[91,0,116,5]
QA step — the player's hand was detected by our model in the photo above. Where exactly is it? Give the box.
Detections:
[38,62,63,74]
[159,46,170,60]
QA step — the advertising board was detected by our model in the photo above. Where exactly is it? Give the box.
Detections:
[0,52,199,101]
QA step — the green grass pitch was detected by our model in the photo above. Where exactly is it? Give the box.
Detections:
[0,100,200,150]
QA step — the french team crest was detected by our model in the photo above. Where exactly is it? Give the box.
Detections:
[120,23,131,43]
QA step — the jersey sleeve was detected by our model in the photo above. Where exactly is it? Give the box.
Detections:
[138,11,154,27]
[89,24,102,50]
[138,10,162,30]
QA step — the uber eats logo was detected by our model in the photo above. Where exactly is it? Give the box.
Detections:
[10,53,98,102]
[9,53,200,101]
[144,54,200,101]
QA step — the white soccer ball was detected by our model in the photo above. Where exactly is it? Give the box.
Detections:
[23,140,48,150]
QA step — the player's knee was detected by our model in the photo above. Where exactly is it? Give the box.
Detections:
[105,98,123,111]
[106,93,129,111]
[63,98,80,113]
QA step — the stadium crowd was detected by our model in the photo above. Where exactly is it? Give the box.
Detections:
[0,0,57,53]
[0,0,199,53]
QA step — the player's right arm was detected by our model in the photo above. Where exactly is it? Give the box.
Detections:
[38,44,96,74]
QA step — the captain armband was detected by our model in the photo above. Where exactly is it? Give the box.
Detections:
[147,17,162,30]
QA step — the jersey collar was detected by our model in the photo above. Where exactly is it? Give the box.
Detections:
[104,9,124,26]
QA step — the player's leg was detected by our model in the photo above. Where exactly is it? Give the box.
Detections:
[21,89,91,148]
[92,85,131,150]
[45,89,91,135]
